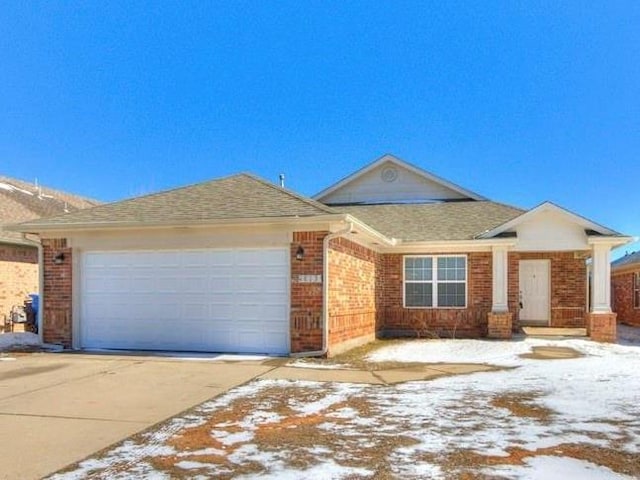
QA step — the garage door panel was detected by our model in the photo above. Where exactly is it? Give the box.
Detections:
[81,248,289,354]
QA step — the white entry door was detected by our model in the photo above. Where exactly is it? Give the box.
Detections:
[80,248,289,354]
[519,260,550,324]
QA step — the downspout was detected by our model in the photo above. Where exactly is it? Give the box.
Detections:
[21,234,44,343]
[292,222,354,358]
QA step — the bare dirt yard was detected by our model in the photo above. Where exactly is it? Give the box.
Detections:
[49,326,640,479]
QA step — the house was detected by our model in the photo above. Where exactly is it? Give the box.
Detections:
[612,251,640,327]
[8,155,631,355]
[0,176,99,327]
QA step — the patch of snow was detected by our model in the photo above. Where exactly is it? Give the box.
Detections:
[235,458,373,480]
[288,360,352,370]
[0,181,34,195]
[212,429,254,446]
[175,460,212,470]
[176,447,225,457]
[0,332,41,350]
[0,356,16,361]
[486,455,635,479]
[288,382,365,416]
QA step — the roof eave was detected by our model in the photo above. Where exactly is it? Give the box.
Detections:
[381,237,518,253]
[587,235,634,247]
[7,213,350,234]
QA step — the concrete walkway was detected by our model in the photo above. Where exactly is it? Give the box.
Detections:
[261,363,498,385]
[0,352,278,480]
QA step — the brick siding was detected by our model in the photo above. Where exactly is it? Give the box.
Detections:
[0,244,38,321]
[42,239,72,347]
[508,252,587,328]
[327,237,378,355]
[612,270,640,326]
[378,252,492,338]
[290,231,326,353]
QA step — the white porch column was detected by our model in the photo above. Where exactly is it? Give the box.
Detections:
[492,246,509,312]
[590,244,612,313]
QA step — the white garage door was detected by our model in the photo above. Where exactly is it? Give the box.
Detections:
[80,248,289,354]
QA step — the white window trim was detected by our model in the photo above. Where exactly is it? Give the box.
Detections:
[634,272,640,309]
[403,255,468,309]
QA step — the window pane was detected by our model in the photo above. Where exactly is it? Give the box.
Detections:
[437,282,466,307]
[405,282,433,307]
[437,256,465,281]
[405,257,432,281]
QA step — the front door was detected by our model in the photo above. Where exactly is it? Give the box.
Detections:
[519,260,550,324]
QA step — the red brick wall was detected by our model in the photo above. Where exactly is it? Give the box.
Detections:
[509,252,587,328]
[612,270,640,326]
[290,231,326,353]
[327,237,377,354]
[378,252,492,338]
[0,244,38,320]
[42,239,73,347]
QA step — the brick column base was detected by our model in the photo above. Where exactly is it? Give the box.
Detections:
[586,312,617,343]
[487,312,513,339]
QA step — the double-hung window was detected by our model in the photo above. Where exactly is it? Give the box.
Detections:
[404,255,467,308]
[634,273,640,309]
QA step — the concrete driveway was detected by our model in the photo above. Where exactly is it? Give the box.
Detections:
[0,352,280,480]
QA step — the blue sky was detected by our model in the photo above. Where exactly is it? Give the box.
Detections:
[1,1,638,255]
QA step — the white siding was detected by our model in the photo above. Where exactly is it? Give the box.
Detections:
[320,162,470,204]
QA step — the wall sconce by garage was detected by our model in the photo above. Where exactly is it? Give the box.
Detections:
[53,252,65,265]
[295,245,305,261]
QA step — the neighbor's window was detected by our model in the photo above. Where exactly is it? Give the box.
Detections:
[404,256,467,308]
[634,273,640,309]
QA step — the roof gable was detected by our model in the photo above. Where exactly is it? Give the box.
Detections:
[313,154,486,205]
[12,173,337,231]
[477,202,620,239]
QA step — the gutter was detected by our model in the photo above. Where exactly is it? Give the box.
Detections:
[20,233,44,343]
[291,222,354,358]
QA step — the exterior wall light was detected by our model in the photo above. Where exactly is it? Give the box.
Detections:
[295,245,305,261]
[53,252,65,265]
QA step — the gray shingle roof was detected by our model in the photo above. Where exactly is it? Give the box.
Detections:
[0,176,100,244]
[612,251,640,269]
[335,202,525,242]
[13,174,337,230]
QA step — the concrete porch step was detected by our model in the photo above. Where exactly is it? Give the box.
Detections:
[522,326,587,337]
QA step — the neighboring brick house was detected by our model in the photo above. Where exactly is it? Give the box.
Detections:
[612,251,640,327]
[0,177,99,326]
[8,155,631,354]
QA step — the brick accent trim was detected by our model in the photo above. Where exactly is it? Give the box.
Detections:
[327,237,378,355]
[42,238,72,347]
[487,312,513,339]
[290,231,326,353]
[587,312,617,343]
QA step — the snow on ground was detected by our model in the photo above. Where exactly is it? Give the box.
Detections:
[486,456,636,479]
[0,332,41,350]
[49,328,640,479]
[287,360,351,370]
